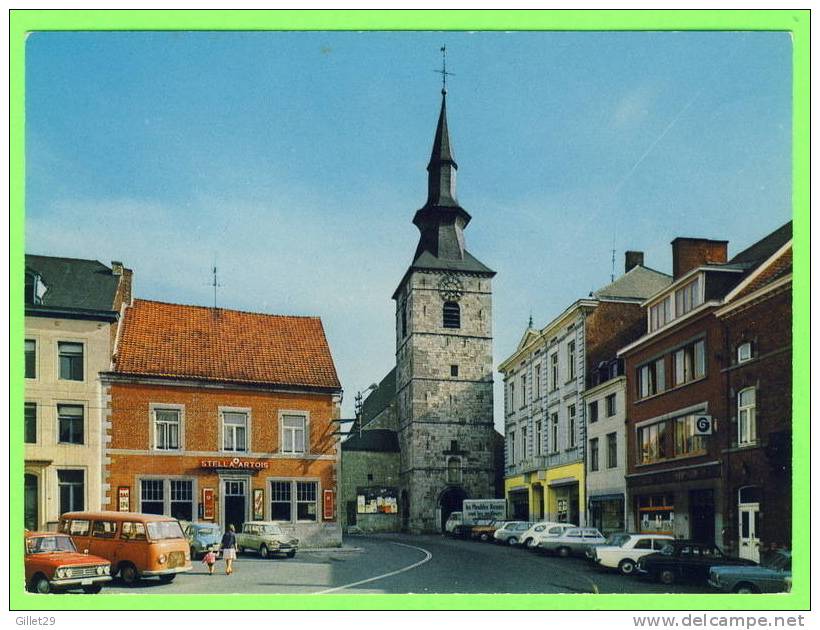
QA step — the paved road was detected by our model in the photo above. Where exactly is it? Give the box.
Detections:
[101,534,714,595]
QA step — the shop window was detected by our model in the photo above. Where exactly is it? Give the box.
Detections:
[140,479,165,515]
[57,470,85,514]
[673,339,706,386]
[57,404,84,444]
[170,480,193,521]
[270,481,292,521]
[738,388,757,446]
[58,342,84,381]
[296,481,318,521]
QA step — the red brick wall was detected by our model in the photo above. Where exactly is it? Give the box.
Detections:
[624,309,727,476]
[105,381,338,514]
[672,239,728,279]
[720,286,792,551]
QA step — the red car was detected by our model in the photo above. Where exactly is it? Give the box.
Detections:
[25,532,111,594]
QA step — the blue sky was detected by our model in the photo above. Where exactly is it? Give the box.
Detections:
[25,31,792,425]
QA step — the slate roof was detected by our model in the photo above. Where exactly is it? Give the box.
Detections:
[114,299,341,390]
[25,255,120,314]
[593,265,672,301]
[361,367,397,424]
[409,249,495,275]
[341,428,401,453]
[729,221,792,268]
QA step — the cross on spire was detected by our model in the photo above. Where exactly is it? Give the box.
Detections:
[435,45,455,94]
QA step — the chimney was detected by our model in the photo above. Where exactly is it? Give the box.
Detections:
[111,261,133,309]
[111,261,123,276]
[625,251,644,273]
[671,238,728,279]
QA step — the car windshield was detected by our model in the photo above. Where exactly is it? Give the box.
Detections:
[260,525,282,535]
[606,533,631,547]
[196,527,216,536]
[764,552,791,571]
[27,535,76,554]
[147,520,185,540]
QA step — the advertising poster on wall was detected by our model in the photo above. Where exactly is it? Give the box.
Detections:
[356,487,398,514]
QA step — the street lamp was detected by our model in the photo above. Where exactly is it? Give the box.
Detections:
[354,383,379,436]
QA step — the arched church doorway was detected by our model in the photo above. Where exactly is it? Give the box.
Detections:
[439,486,468,532]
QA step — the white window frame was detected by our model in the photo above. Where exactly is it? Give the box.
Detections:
[55,401,86,446]
[737,342,753,363]
[137,476,197,519]
[279,410,309,455]
[550,413,559,453]
[25,337,38,380]
[24,400,38,444]
[738,387,757,446]
[56,466,86,514]
[266,477,321,523]
[508,431,516,463]
[219,406,251,454]
[150,403,185,452]
[567,341,576,382]
[568,404,576,448]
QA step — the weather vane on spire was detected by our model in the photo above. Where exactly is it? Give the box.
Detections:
[435,45,455,94]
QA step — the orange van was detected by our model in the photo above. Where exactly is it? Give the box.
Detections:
[59,511,192,586]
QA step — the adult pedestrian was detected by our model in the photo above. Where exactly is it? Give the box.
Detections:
[221,524,237,575]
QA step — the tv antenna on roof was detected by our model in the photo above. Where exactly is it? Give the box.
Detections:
[206,263,222,310]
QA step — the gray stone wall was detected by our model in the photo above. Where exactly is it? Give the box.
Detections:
[395,269,496,533]
[340,450,401,532]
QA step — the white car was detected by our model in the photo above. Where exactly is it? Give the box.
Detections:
[589,533,674,575]
[519,522,576,549]
[538,527,607,557]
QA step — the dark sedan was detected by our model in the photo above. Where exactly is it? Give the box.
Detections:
[636,540,757,585]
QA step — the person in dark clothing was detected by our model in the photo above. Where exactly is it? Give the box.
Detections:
[220,524,237,575]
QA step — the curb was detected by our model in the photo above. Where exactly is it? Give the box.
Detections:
[300,546,363,553]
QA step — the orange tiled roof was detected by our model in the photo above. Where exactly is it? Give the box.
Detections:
[115,299,341,390]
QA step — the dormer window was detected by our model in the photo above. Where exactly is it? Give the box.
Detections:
[649,296,671,332]
[24,271,47,305]
[674,276,702,317]
[737,342,753,363]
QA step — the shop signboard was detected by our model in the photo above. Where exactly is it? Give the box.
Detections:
[118,486,130,512]
[323,489,335,520]
[202,488,215,520]
[462,499,507,525]
[253,488,264,520]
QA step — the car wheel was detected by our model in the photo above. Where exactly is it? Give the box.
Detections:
[82,584,103,594]
[618,559,636,576]
[119,562,139,586]
[525,538,537,549]
[286,551,296,558]
[33,576,51,594]
[734,583,760,594]
[260,544,269,559]
[158,574,176,584]
[659,570,675,585]
[557,547,571,558]
[480,533,489,542]
[507,537,518,546]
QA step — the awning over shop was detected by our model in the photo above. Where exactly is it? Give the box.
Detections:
[589,493,625,502]
[548,477,579,488]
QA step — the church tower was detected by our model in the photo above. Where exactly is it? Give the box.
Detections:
[393,86,496,533]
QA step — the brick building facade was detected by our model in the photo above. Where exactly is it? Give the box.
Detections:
[620,223,791,555]
[102,299,343,547]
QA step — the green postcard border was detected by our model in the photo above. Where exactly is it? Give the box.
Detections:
[9,9,809,612]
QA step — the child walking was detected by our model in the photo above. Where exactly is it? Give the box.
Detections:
[201,549,217,575]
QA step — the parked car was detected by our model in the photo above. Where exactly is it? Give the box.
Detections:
[531,523,576,550]
[538,527,606,557]
[636,540,757,585]
[519,521,576,549]
[444,512,463,535]
[25,532,111,594]
[589,533,674,575]
[236,521,299,558]
[59,511,192,586]
[709,549,791,594]
[183,522,222,559]
[470,519,507,542]
[493,521,533,545]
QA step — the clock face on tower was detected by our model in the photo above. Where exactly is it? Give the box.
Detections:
[438,273,463,301]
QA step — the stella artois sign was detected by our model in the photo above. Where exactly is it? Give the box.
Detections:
[199,457,270,470]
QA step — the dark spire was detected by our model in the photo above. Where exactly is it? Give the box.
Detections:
[425,92,459,208]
